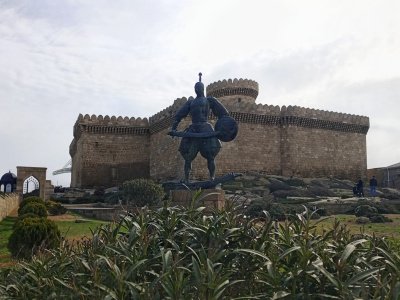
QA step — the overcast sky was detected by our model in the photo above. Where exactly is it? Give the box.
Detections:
[1,0,399,187]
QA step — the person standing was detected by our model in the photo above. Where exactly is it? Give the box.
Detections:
[356,179,364,197]
[369,175,378,196]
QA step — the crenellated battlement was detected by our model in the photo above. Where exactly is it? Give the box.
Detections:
[149,97,188,124]
[207,78,259,94]
[279,105,369,134]
[72,113,150,141]
[281,105,369,126]
[72,99,370,139]
[227,101,281,115]
[77,113,149,126]
[206,78,259,100]
[145,96,369,134]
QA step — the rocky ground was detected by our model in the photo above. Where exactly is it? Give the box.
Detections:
[53,173,400,217]
[222,172,400,216]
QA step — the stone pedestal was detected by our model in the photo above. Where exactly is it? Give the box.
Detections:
[170,189,225,210]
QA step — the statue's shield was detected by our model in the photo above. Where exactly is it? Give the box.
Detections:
[215,116,238,142]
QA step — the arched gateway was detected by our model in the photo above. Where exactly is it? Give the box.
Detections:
[16,166,47,201]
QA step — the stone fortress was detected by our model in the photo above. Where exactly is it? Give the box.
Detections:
[69,78,369,188]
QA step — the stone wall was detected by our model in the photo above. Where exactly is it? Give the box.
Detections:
[70,114,150,188]
[279,105,368,179]
[281,126,367,179]
[149,97,187,181]
[188,120,282,180]
[0,193,19,221]
[149,128,183,181]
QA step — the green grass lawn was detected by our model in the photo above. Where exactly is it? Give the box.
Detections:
[56,219,108,239]
[0,214,108,265]
[313,214,400,239]
[0,217,16,264]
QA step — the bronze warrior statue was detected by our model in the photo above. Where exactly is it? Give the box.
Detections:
[168,73,238,183]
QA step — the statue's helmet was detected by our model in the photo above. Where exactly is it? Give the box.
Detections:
[194,81,204,96]
[194,72,204,96]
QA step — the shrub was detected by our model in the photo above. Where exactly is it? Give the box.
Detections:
[8,217,60,259]
[269,203,288,220]
[17,212,38,220]
[245,199,287,220]
[245,198,271,218]
[18,196,44,215]
[367,201,399,214]
[122,178,165,207]
[2,205,400,299]
[19,202,48,218]
[369,214,392,223]
[354,205,378,217]
[46,201,67,216]
[13,213,39,228]
[104,190,123,205]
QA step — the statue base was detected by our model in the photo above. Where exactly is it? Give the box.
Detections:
[170,189,225,210]
[162,173,242,191]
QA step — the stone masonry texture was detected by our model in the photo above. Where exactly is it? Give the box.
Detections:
[69,78,369,188]
[0,193,19,221]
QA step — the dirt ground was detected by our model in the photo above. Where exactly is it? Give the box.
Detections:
[0,258,15,268]
[47,214,78,221]
[7,207,18,217]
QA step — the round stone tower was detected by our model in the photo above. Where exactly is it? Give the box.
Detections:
[206,78,259,108]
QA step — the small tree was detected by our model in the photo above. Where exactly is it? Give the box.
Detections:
[19,202,48,218]
[8,217,61,259]
[354,205,378,218]
[18,196,44,215]
[122,178,165,207]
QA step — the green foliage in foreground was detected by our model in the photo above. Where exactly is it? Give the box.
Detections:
[7,217,61,259]
[1,202,399,299]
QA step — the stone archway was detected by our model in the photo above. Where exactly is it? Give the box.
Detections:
[23,175,40,196]
[16,167,47,201]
